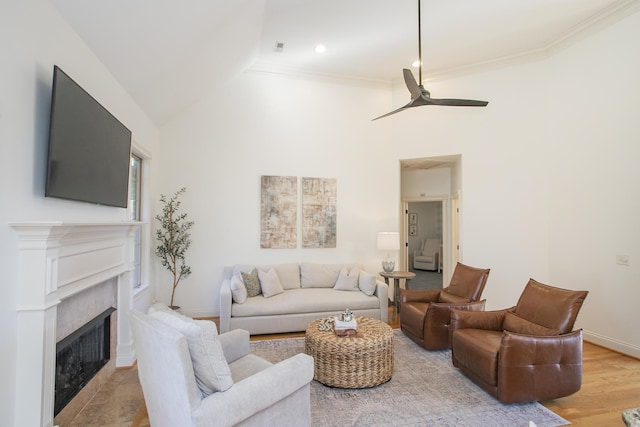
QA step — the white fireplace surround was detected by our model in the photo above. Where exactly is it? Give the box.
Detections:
[10,221,141,427]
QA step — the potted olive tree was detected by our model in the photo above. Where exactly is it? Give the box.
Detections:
[155,187,194,309]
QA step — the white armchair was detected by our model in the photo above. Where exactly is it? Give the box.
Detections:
[129,309,314,427]
[413,238,440,271]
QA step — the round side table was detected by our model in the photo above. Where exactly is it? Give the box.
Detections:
[379,271,416,320]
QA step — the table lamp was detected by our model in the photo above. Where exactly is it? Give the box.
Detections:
[377,232,399,273]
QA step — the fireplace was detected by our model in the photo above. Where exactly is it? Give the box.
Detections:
[10,222,140,427]
[55,307,116,415]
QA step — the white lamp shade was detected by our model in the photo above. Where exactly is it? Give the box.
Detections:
[377,232,399,251]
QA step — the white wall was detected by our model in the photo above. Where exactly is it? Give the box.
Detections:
[545,10,640,355]
[402,168,451,198]
[392,11,640,356]
[158,8,640,358]
[391,60,551,308]
[0,1,159,424]
[158,73,394,316]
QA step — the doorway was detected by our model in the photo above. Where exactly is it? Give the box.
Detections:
[405,200,445,289]
[399,155,461,287]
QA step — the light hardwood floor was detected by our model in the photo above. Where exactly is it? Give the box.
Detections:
[542,341,640,426]
[114,308,639,426]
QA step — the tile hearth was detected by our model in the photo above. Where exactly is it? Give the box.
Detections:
[68,366,148,427]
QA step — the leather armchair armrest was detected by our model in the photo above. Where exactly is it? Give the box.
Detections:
[497,329,584,403]
[399,288,440,305]
[428,300,486,327]
[430,301,485,349]
[450,307,512,333]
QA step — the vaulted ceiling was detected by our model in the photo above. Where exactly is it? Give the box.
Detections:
[51,0,637,125]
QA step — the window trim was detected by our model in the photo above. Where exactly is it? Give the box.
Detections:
[130,143,152,290]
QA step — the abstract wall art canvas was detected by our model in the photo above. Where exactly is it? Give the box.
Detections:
[302,177,337,248]
[260,175,297,248]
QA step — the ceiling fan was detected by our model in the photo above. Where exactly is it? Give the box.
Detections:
[372,0,488,121]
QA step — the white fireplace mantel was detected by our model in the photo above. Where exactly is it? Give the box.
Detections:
[10,221,141,427]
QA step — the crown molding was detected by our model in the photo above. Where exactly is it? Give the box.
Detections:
[248,0,640,89]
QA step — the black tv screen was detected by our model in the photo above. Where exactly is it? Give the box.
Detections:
[46,65,132,208]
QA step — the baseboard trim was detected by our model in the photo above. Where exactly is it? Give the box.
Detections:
[584,330,640,359]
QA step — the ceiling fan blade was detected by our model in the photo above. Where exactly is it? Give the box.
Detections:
[429,98,489,107]
[403,69,422,100]
[371,101,414,121]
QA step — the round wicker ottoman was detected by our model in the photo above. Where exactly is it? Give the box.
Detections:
[305,316,393,388]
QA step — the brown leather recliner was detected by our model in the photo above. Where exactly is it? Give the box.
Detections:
[399,262,490,350]
[450,278,588,403]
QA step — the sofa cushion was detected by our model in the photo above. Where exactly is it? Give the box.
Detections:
[257,263,301,290]
[300,263,358,288]
[333,267,360,291]
[358,270,377,296]
[300,263,342,288]
[241,269,262,297]
[228,354,273,383]
[258,268,285,298]
[149,309,233,396]
[230,275,247,304]
[231,288,378,317]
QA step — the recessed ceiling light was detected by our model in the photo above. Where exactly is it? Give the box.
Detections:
[315,44,326,53]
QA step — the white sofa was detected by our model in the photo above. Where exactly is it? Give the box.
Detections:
[130,307,314,427]
[219,262,389,335]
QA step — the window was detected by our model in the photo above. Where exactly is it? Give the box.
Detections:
[129,154,142,288]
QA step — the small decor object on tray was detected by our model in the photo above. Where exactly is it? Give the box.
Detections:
[340,308,354,322]
[334,310,358,336]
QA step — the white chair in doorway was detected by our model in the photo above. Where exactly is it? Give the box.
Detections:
[413,238,440,271]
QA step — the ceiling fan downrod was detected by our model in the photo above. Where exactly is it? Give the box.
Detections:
[371,0,489,121]
[418,0,422,84]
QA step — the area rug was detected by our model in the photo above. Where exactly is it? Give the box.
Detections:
[250,330,570,427]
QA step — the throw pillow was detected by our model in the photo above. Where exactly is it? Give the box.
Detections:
[333,267,360,291]
[149,310,233,396]
[230,275,247,303]
[358,270,377,296]
[258,268,285,298]
[241,269,262,297]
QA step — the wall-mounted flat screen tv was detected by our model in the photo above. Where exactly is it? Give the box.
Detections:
[46,65,132,208]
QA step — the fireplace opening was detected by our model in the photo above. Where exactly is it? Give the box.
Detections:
[55,307,116,415]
